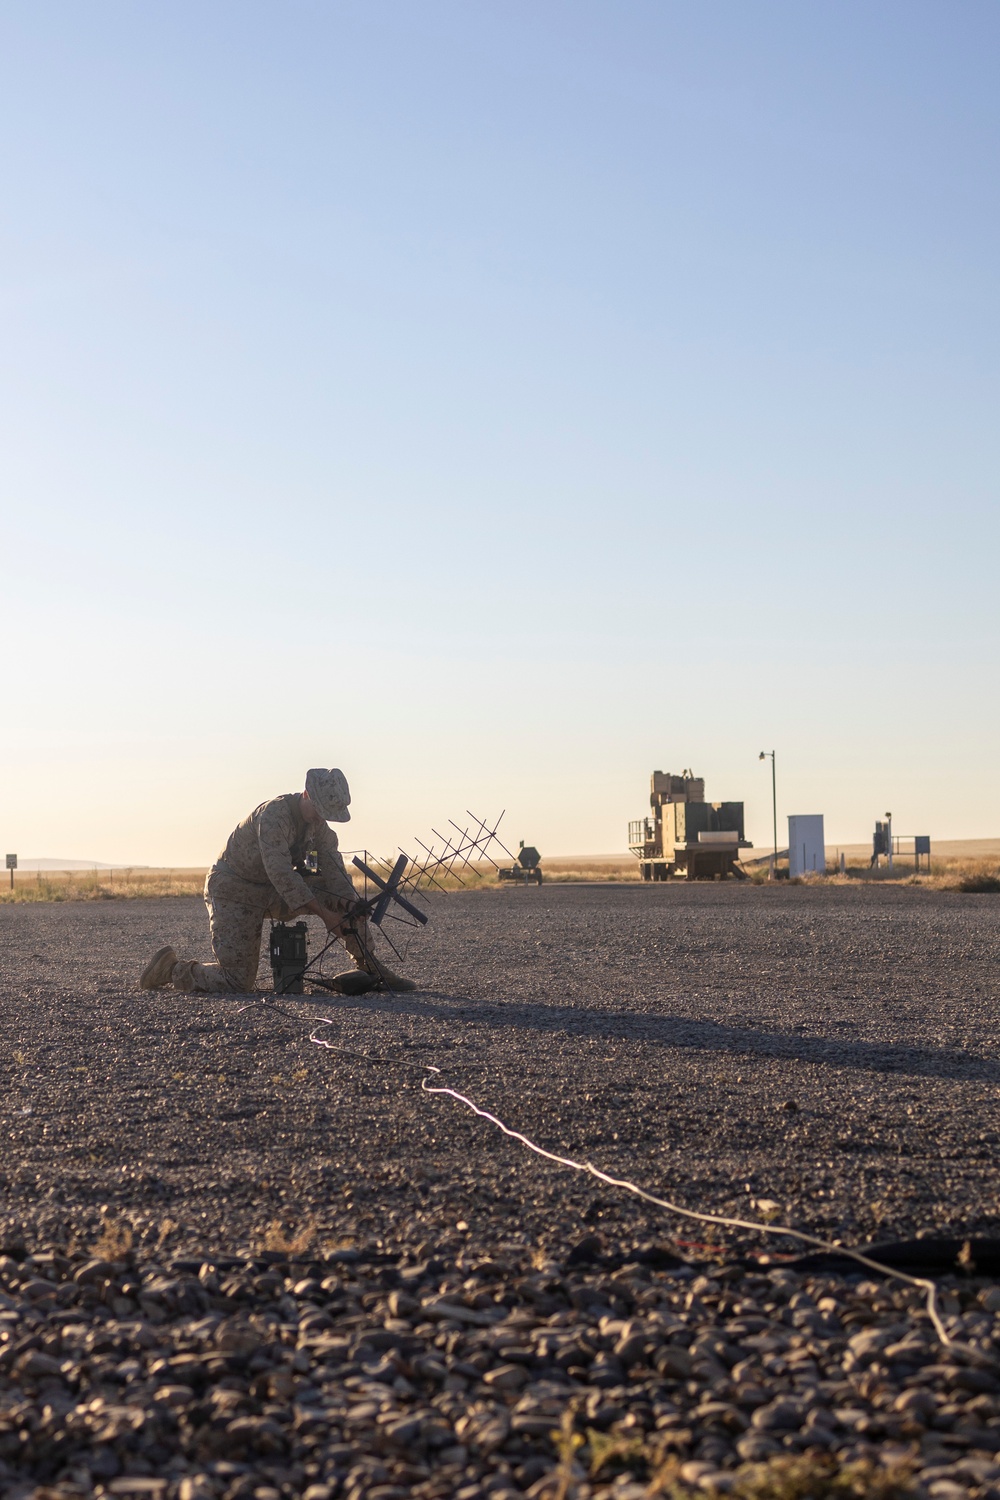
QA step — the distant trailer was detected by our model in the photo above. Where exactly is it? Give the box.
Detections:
[498,843,543,886]
[628,769,752,880]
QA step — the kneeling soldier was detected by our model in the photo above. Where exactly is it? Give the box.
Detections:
[139,767,416,994]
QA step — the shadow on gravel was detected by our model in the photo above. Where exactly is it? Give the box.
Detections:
[314,988,1000,1084]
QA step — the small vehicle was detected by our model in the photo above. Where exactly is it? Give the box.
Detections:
[498,842,543,886]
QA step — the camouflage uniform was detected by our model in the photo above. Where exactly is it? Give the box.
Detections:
[171,794,367,994]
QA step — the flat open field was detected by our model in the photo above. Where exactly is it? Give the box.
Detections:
[2,883,1000,1499]
[4,880,1000,1253]
[5,837,999,903]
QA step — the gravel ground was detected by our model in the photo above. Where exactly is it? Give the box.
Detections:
[2,882,1000,1500]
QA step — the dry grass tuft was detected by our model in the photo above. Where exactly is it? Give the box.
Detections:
[0,868,209,903]
[540,1431,918,1499]
[655,1454,917,1499]
[956,870,1000,893]
[8,851,998,901]
[747,854,1000,892]
[319,1237,358,1260]
[587,1426,646,1478]
[259,1219,317,1255]
[93,1215,134,1260]
[155,1217,178,1250]
[549,1403,586,1500]
[538,856,640,884]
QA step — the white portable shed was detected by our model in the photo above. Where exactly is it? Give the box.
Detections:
[788,814,826,877]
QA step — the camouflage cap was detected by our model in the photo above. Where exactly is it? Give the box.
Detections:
[305,767,351,822]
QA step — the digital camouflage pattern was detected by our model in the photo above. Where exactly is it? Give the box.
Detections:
[304,766,351,822]
[169,793,365,994]
[216,792,356,910]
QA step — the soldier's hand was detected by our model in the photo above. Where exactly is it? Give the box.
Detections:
[304,899,347,935]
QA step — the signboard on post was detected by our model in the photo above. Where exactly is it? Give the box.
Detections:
[5,853,16,891]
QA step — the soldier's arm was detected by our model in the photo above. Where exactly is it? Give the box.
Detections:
[256,800,315,910]
[302,896,350,933]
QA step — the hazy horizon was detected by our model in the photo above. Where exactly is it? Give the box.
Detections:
[11,835,1000,875]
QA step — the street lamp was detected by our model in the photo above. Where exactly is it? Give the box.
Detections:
[759,750,777,876]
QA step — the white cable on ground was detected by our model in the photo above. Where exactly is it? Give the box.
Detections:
[414,1073,996,1368]
[310,1017,446,1076]
[251,1001,993,1367]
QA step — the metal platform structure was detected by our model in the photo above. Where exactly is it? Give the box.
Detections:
[629,768,752,880]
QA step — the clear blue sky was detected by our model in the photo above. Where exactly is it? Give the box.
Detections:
[2,1,997,864]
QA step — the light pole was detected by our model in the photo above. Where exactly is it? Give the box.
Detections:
[759,751,777,876]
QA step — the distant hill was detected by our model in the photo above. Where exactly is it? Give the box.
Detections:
[14,858,149,871]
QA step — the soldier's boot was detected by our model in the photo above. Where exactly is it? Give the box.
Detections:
[170,960,198,993]
[342,927,418,991]
[363,959,418,992]
[139,945,178,990]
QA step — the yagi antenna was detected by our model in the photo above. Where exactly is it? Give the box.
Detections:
[351,853,428,927]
